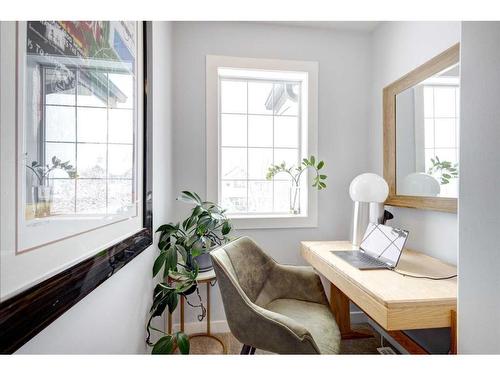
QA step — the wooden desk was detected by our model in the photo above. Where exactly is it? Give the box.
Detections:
[301,241,457,354]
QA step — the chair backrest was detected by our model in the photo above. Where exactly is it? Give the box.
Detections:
[211,237,275,302]
[210,237,276,346]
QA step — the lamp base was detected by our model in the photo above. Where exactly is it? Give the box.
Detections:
[351,202,385,246]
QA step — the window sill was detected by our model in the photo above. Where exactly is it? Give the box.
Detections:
[227,214,317,229]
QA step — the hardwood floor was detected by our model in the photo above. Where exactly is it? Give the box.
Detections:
[184,323,383,355]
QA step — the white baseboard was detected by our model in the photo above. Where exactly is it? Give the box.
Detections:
[174,311,367,335]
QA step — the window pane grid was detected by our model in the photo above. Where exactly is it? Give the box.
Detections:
[44,67,135,216]
[45,140,133,146]
[219,75,302,215]
[423,84,460,171]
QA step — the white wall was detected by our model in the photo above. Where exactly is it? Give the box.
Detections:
[171,21,372,324]
[17,21,174,354]
[458,22,500,354]
[369,22,461,265]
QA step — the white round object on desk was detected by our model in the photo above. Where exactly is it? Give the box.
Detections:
[349,173,389,203]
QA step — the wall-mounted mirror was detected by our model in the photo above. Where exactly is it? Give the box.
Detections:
[384,44,459,213]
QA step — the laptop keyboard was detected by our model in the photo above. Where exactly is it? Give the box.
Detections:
[356,251,388,268]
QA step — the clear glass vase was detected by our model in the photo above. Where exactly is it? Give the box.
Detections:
[32,181,53,218]
[289,185,301,214]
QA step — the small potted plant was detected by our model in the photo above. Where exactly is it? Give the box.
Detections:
[266,155,327,214]
[26,155,77,218]
[146,191,233,354]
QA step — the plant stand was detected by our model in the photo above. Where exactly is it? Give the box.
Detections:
[167,270,227,354]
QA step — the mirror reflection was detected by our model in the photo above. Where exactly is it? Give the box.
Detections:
[396,63,460,198]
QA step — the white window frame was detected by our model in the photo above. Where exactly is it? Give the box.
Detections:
[206,55,319,229]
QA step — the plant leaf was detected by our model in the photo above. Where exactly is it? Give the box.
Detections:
[221,221,231,235]
[152,335,175,354]
[317,160,324,170]
[153,252,166,277]
[165,247,178,271]
[156,223,176,233]
[176,332,190,354]
[178,191,202,205]
[166,292,178,314]
[175,244,188,261]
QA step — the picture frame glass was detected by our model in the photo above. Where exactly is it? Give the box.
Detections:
[19,21,140,252]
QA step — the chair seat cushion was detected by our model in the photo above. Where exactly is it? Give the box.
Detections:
[265,298,341,354]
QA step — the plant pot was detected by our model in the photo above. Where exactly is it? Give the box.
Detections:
[32,183,53,218]
[185,249,215,273]
[194,252,213,272]
[290,185,301,214]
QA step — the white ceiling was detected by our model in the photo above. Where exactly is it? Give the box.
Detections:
[263,21,381,33]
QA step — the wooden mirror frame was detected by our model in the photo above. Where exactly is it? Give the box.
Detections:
[383,43,459,213]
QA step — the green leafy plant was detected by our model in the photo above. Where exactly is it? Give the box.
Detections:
[427,156,458,185]
[26,155,77,184]
[266,155,327,190]
[266,155,327,213]
[146,191,233,354]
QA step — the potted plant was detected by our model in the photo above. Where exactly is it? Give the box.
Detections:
[146,191,233,354]
[26,156,77,218]
[266,155,327,214]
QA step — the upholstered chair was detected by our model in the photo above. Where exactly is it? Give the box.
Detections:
[210,237,341,354]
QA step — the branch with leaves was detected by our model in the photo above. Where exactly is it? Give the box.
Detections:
[266,155,327,190]
[147,191,233,354]
[427,156,458,185]
[26,156,77,184]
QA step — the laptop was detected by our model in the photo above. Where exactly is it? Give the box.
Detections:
[333,223,409,270]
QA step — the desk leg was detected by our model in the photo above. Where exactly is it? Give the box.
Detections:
[330,283,373,340]
[450,309,457,354]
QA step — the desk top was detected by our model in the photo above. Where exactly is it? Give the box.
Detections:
[301,241,457,330]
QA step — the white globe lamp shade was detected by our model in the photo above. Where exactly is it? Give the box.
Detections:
[349,173,389,203]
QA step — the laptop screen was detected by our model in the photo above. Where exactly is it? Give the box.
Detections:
[359,223,409,267]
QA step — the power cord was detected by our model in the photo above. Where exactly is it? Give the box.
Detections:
[392,269,457,280]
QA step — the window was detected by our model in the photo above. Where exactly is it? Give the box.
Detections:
[206,56,318,228]
[41,67,135,216]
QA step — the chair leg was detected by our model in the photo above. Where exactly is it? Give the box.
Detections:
[240,344,256,354]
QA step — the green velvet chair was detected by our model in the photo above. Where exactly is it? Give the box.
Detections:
[210,237,341,354]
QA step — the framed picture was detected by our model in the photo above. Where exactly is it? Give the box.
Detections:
[0,21,152,353]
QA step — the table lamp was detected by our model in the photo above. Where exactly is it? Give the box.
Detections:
[349,173,389,246]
